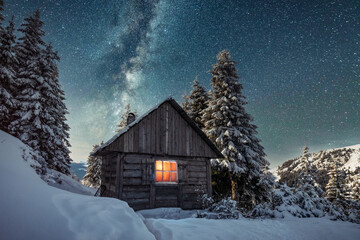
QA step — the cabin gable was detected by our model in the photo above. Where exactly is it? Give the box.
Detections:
[103,101,219,158]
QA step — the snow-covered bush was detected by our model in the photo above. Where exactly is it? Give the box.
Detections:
[346,201,360,224]
[250,184,307,218]
[249,182,360,223]
[198,197,242,219]
[201,194,215,208]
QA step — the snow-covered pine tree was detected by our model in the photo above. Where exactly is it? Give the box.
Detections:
[325,163,349,203]
[181,92,191,114]
[116,103,137,132]
[351,178,360,201]
[303,146,309,157]
[10,10,46,153]
[298,146,319,189]
[9,10,72,174]
[39,43,72,174]
[292,147,328,215]
[182,76,209,129]
[326,166,339,202]
[202,50,270,208]
[343,169,353,201]
[297,146,310,186]
[83,142,103,188]
[337,170,349,204]
[0,16,17,133]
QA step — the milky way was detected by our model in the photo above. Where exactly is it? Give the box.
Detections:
[4,0,360,166]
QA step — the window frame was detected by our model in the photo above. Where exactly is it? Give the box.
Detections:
[155,160,178,184]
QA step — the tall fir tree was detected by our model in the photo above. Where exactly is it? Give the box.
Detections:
[182,76,209,129]
[83,142,103,188]
[116,103,137,132]
[350,177,360,201]
[325,164,348,203]
[326,166,339,202]
[202,50,270,208]
[298,146,317,187]
[295,146,327,211]
[0,16,17,133]
[181,92,191,114]
[10,10,46,150]
[342,169,352,201]
[39,43,72,174]
[10,10,72,174]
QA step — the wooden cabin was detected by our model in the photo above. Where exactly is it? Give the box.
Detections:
[92,98,223,210]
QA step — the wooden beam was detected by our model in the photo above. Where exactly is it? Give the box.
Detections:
[178,184,183,208]
[120,154,124,199]
[165,103,169,154]
[150,183,155,208]
[115,153,124,199]
[206,159,212,197]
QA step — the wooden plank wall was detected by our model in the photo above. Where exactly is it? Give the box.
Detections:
[105,102,218,158]
[100,153,118,197]
[180,157,209,209]
[121,155,151,210]
[101,154,211,210]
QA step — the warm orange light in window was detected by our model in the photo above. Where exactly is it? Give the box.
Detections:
[170,162,176,171]
[156,161,163,171]
[163,172,170,182]
[163,161,170,171]
[171,172,177,182]
[156,172,162,181]
[155,160,177,183]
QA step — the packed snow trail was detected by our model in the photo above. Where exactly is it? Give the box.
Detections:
[0,130,155,240]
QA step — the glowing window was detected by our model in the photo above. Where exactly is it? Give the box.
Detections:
[156,160,177,183]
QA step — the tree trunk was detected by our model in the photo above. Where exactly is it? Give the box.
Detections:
[230,173,238,201]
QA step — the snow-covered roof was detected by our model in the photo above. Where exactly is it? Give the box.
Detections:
[92,97,223,158]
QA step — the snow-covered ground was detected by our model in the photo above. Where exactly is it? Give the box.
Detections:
[0,131,155,240]
[143,215,360,240]
[46,167,96,195]
[139,208,360,240]
[342,145,360,171]
[1,130,359,240]
[270,167,280,181]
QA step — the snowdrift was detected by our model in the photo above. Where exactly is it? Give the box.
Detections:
[144,216,360,240]
[0,130,155,240]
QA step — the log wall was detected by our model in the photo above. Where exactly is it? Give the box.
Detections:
[100,153,211,210]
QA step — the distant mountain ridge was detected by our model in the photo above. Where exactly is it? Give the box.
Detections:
[70,162,87,180]
[276,144,360,191]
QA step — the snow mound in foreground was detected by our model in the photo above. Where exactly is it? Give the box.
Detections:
[0,131,155,240]
[144,217,360,240]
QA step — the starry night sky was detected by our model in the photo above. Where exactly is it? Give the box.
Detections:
[4,0,360,166]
